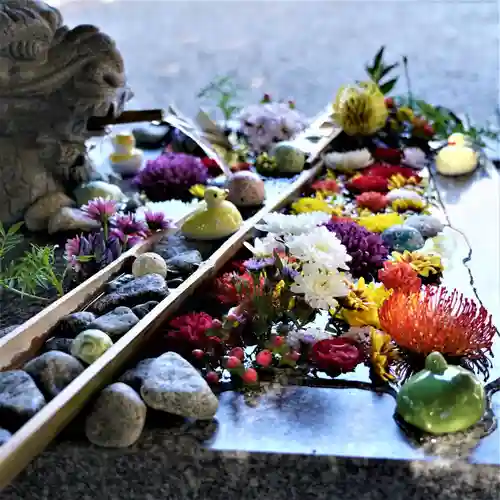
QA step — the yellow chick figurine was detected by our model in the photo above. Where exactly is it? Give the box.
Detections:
[435,133,479,176]
[109,131,144,176]
[181,187,243,240]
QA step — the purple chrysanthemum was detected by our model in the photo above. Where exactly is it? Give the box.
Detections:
[111,213,148,236]
[325,220,389,280]
[133,152,209,202]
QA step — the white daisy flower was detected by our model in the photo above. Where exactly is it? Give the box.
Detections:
[244,233,284,257]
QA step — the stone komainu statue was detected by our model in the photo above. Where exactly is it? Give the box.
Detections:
[0,0,131,228]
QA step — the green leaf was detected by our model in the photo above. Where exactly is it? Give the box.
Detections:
[379,78,399,95]
[7,221,24,236]
[372,46,385,73]
[379,63,399,79]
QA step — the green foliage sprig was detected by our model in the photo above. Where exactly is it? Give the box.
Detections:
[366,46,500,148]
[0,222,65,302]
[197,74,242,124]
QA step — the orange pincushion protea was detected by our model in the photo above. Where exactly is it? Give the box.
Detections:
[379,286,496,357]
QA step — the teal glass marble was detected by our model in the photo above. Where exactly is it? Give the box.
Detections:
[396,352,486,434]
[271,142,306,174]
[381,224,424,251]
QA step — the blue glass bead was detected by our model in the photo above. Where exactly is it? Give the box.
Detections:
[404,215,444,239]
[381,225,425,252]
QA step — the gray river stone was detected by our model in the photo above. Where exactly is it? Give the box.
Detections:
[85,382,147,448]
[24,351,85,399]
[0,371,46,431]
[119,358,156,393]
[90,307,139,338]
[90,274,169,314]
[52,311,97,339]
[131,301,159,319]
[140,352,218,420]
[43,337,74,355]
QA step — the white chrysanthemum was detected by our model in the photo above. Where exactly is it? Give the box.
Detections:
[284,226,351,271]
[286,326,333,349]
[255,212,331,236]
[323,149,373,172]
[244,234,284,257]
[290,263,348,311]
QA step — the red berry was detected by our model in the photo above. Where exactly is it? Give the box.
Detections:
[384,97,394,108]
[287,350,300,362]
[206,371,220,384]
[229,347,245,361]
[272,336,285,347]
[241,368,258,384]
[255,349,273,367]
[423,124,435,137]
[211,319,222,329]
[192,349,205,359]
[225,356,242,369]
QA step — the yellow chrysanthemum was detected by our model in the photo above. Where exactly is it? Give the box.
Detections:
[388,174,420,190]
[395,106,414,123]
[189,184,206,198]
[392,250,443,277]
[273,280,286,300]
[291,194,333,214]
[341,278,391,329]
[370,328,400,382]
[357,213,404,233]
[332,81,388,136]
[391,199,426,213]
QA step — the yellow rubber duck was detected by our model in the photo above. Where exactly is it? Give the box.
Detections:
[181,187,243,240]
[435,133,479,176]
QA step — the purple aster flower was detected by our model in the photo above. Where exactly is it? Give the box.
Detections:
[144,210,175,232]
[81,197,117,223]
[324,220,389,280]
[243,257,275,271]
[281,265,299,279]
[111,213,148,236]
[133,152,209,202]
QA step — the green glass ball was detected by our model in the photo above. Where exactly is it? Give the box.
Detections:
[396,352,486,434]
[271,142,306,174]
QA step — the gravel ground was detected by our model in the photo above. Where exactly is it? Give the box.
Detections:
[56,0,500,124]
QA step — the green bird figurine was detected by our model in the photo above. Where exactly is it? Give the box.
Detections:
[181,187,243,240]
[396,352,486,434]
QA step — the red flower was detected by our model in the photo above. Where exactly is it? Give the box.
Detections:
[167,312,221,349]
[311,179,340,194]
[310,338,364,374]
[355,192,388,212]
[330,215,355,224]
[347,175,389,193]
[378,261,421,293]
[202,157,222,176]
[379,286,496,357]
[363,164,420,181]
[213,271,264,305]
[384,97,395,108]
[372,148,402,165]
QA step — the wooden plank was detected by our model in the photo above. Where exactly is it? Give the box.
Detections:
[0,112,340,489]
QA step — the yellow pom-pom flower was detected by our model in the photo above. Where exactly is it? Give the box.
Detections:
[357,213,404,233]
[189,184,206,198]
[391,199,426,213]
[332,81,389,136]
[291,193,334,214]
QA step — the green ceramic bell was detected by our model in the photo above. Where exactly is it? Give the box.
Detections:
[396,352,486,434]
[271,142,306,174]
[181,187,243,240]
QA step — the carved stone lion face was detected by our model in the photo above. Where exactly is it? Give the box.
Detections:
[0,0,131,140]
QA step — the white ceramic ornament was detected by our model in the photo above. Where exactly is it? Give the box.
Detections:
[109,131,144,176]
[132,252,168,278]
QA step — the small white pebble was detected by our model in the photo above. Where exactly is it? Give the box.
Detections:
[132,252,167,278]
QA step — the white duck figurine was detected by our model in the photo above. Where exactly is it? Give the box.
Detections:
[435,133,479,176]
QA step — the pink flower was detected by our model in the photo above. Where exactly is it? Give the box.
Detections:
[144,210,174,232]
[64,235,82,271]
[81,197,117,223]
[111,213,147,235]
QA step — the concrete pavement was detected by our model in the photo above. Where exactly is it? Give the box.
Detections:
[56,0,499,125]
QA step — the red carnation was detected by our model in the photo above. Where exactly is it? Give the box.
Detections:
[310,338,364,374]
[311,179,340,194]
[355,192,388,212]
[202,157,222,176]
[347,175,389,193]
[364,164,420,181]
[213,271,264,305]
[372,148,402,165]
[378,261,422,294]
[167,312,221,349]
